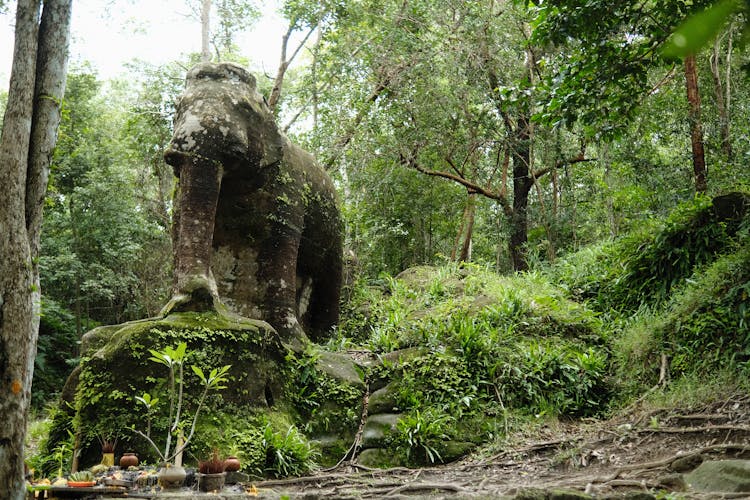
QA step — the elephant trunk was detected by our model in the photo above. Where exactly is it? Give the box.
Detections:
[167,153,223,312]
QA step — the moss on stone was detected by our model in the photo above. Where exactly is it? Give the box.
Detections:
[66,312,289,467]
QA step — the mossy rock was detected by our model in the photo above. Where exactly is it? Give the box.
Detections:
[66,312,291,467]
[361,413,401,448]
[441,440,475,461]
[368,382,400,414]
[356,447,403,468]
[315,350,365,388]
[686,459,750,493]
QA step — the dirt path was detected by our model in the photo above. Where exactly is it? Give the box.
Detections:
[252,395,750,499]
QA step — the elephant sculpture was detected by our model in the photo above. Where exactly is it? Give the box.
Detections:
[163,62,342,344]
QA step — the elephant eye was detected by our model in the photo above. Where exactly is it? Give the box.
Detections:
[239,100,257,115]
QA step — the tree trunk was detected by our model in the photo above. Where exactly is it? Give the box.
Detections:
[453,192,476,263]
[684,54,707,193]
[268,21,316,113]
[509,111,532,272]
[710,38,732,159]
[0,1,71,499]
[201,0,211,62]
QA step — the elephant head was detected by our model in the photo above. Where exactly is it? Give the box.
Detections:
[163,62,283,311]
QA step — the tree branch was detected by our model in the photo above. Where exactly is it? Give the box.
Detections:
[407,159,512,216]
[532,156,596,180]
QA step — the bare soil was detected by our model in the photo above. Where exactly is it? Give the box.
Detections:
[253,393,750,499]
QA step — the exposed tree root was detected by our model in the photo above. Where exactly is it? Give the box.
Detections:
[384,481,470,496]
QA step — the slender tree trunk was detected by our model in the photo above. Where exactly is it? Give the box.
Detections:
[684,54,707,193]
[0,1,71,499]
[268,22,316,113]
[710,38,732,159]
[725,24,733,140]
[551,166,559,218]
[451,200,468,261]
[460,194,475,262]
[201,0,211,62]
[508,41,536,272]
[453,192,475,263]
[531,172,555,261]
[509,111,532,271]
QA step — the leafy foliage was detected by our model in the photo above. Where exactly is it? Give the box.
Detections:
[339,262,610,461]
[393,408,452,464]
[285,346,362,438]
[261,424,318,477]
[32,298,79,408]
[41,66,172,328]
[551,195,747,314]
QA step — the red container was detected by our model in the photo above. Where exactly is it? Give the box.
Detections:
[223,456,241,472]
[119,452,139,468]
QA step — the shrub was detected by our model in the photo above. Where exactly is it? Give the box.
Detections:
[261,425,318,477]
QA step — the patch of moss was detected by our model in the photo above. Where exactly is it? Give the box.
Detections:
[284,345,364,465]
[64,312,288,468]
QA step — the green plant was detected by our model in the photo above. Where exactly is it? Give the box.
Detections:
[97,433,116,453]
[394,408,453,464]
[69,470,94,482]
[492,340,609,417]
[261,425,318,477]
[198,449,226,474]
[52,430,75,479]
[133,342,231,463]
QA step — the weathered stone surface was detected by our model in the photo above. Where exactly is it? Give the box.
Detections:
[686,459,750,492]
[57,311,287,467]
[225,471,249,485]
[442,440,475,461]
[316,350,365,388]
[361,413,402,448]
[712,191,750,221]
[669,453,704,472]
[164,62,343,344]
[656,473,686,491]
[356,448,402,468]
[368,382,400,414]
[380,347,428,367]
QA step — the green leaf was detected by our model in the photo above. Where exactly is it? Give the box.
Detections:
[190,365,206,383]
[662,0,741,59]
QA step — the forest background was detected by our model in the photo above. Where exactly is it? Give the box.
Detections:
[1,0,749,468]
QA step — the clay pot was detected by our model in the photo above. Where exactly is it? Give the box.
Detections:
[224,456,241,472]
[157,464,186,489]
[119,452,139,468]
[197,472,226,492]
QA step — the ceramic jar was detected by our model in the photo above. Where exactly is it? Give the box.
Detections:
[158,464,186,489]
[119,452,139,468]
[224,456,241,472]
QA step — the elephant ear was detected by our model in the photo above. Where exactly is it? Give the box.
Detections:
[259,117,284,168]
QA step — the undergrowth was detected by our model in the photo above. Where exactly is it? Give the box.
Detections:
[338,192,749,465]
[340,262,610,465]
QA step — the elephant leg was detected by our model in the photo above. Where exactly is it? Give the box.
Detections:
[170,157,223,310]
[258,223,308,347]
[306,246,343,342]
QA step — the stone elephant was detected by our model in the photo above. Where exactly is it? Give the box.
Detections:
[163,62,342,344]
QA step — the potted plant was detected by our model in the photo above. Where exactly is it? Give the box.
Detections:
[67,471,96,488]
[197,449,226,492]
[132,342,231,489]
[98,435,117,467]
